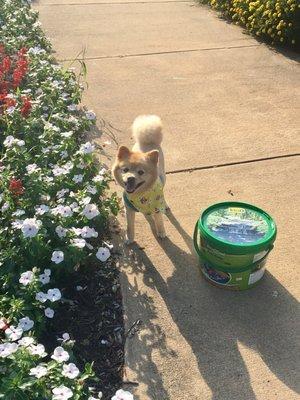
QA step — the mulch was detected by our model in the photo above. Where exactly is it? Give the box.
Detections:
[42,255,125,400]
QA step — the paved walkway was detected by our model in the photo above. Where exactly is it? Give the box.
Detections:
[35,1,300,399]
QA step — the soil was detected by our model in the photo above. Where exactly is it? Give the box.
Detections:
[42,254,125,400]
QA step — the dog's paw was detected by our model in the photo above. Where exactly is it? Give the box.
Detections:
[157,231,167,239]
[125,238,135,245]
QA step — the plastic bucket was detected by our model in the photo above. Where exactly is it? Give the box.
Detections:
[194,202,277,290]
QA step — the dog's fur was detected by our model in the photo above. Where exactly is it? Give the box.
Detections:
[112,115,167,243]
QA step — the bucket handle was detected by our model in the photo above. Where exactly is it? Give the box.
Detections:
[193,221,201,258]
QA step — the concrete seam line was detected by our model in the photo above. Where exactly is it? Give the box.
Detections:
[58,44,259,62]
[165,153,300,175]
[40,1,192,6]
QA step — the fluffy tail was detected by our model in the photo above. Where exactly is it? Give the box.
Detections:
[132,115,163,146]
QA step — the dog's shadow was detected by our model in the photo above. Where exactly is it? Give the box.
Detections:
[123,209,299,399]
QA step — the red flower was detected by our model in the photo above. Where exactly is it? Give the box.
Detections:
[2,56,11,74]
[9,178,24,196]
[20,96,31,118]
[5,98,16,108]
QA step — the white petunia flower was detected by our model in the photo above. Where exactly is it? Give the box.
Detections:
[82,204,99,220]
[112,389,134,400]
[0,342,18,358]
[12,209,25,217]
[47,288,62,302]
[52,385,73,400]
[77,162,85,169]
[62,333,70,341]
[86,185,97,194]
[86,110,96,120]
[36,292,48,303]
[67,104,77,111]
[92,174,104,183]
[81,196,91,205]
[1,202,9,212]
[5,326,23,341]
[12,219,23,229]
[6,106,15,114]
[39,273,50,285]
[55,225,67,238]
[26,164,40,174]
[56,188,69,199]
[18,317,34,332]
[44,269,51,277]
[71,227,82,236]
[96,247,111,262]
[29,365,48,378]
[18,337,35,347]
[35,204,50,215]
[45,308,54,318]
[21,218,41,238]
[62,363,80,379]
[55,205,73,218]
[60,151,68,159]
[70,202,79,211]
[51,251,64,264]
[81,226,98,239]
[51,347,69,363]
[3,135,15,148]
[28,343,47,357]
[40,195,51,203]
[79,142,95,154]
[71,238,86,248]
[19,270,34,286]
[73,174,83,183]
[61,131,73,138]
[52,166,68,177]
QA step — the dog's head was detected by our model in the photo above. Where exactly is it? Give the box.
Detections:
[112,146,159,194]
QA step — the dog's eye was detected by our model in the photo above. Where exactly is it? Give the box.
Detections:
[138,170,144,176]
[123,167,129,173]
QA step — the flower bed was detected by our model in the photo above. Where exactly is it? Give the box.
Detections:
[199,0,300,48]
[0,1,132,399]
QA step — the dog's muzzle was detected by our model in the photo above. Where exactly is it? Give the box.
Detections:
[125,177,136,193]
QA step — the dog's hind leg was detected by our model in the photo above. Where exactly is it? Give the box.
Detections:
[125,205,136,245]
[153,212,166,239]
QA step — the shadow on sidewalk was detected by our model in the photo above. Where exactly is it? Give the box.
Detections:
[123,209,300,399]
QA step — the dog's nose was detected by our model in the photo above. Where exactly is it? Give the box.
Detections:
[126,176,135,185]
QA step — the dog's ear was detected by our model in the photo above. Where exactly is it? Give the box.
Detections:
[117,146,131,160]
[146,150,159,164]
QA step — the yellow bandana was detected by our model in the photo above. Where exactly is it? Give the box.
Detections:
[124,178,167,215]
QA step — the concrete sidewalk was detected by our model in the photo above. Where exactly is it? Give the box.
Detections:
[35,1,300,399]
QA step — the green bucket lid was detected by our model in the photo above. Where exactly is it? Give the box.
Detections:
[198,202,277,255]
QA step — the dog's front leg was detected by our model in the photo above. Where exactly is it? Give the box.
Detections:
[125,205,135,244]
[153,212,166,239]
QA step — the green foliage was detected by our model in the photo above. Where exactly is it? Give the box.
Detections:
[200,0,300,47]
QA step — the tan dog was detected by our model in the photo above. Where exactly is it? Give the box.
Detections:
[112,115,167,244]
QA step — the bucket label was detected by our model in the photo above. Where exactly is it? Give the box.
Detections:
[253,249,268,263]
[202,263,231,285]
[205,207,269,244]
[248,267,265,285]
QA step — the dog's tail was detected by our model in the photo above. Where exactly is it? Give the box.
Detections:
[132,115,163,146]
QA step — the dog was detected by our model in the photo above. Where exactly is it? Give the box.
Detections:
[112,115,167,244]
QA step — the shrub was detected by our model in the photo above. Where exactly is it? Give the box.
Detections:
[0,1,125,399]
[200,0,300,47]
